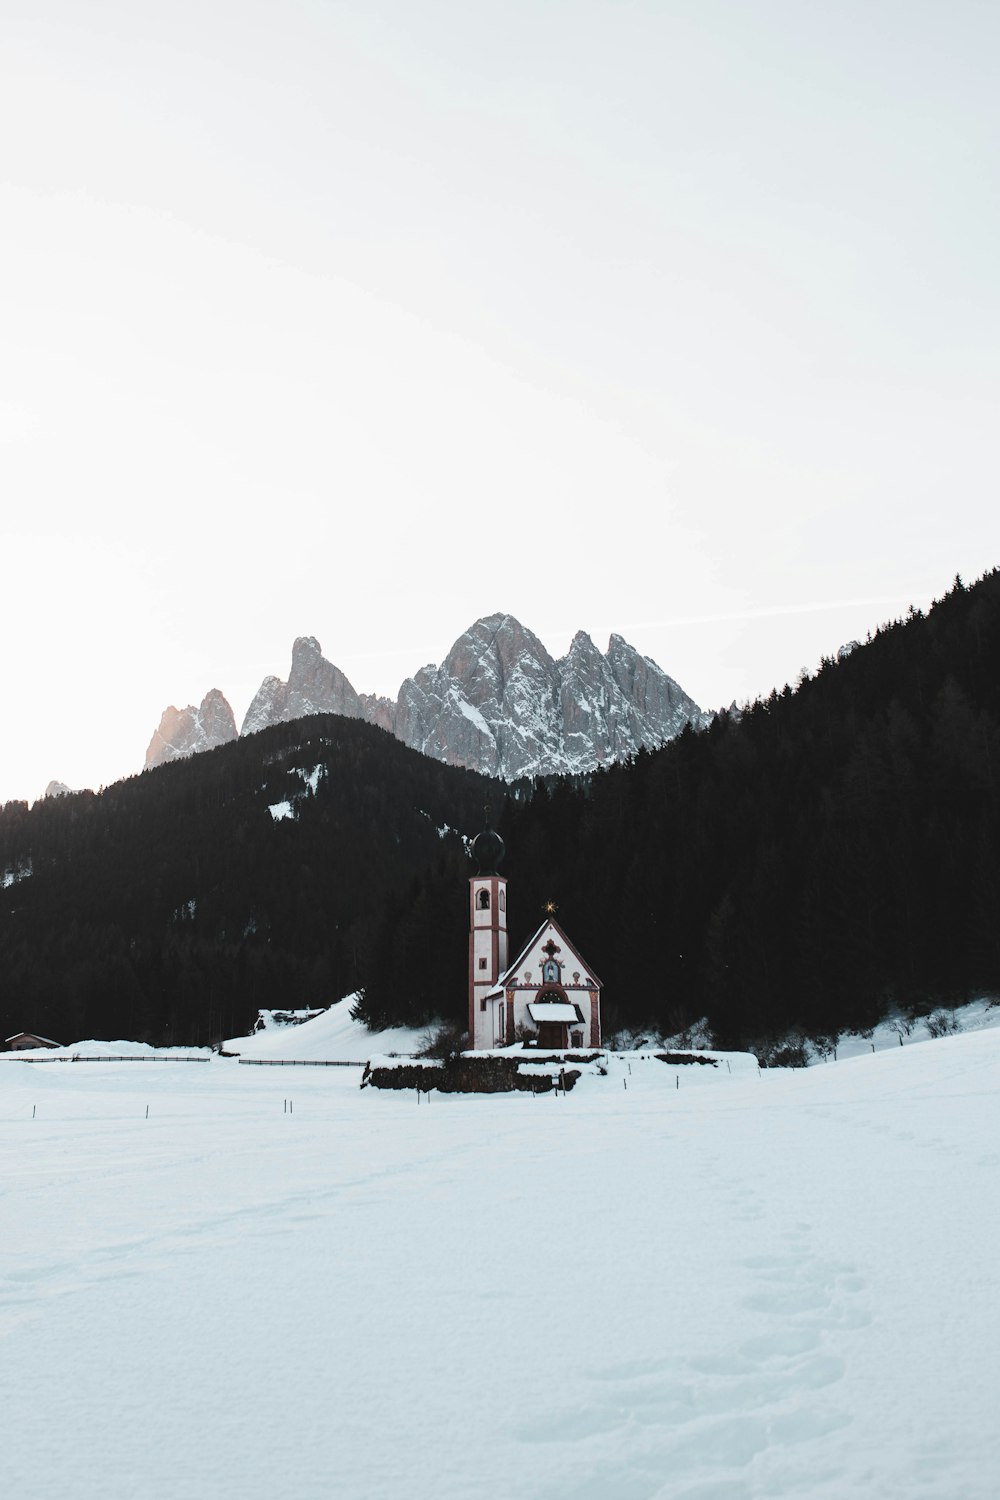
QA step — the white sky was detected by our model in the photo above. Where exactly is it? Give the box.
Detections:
[1,0,997,802]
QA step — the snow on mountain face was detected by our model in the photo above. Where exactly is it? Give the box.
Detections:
[239,675,288,738]
[145,688,238,769]
[147,617,708,779]
[394,613,708,778]
[240,636,366,735]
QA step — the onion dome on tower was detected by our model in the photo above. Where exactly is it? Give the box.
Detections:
[471,810,505,875]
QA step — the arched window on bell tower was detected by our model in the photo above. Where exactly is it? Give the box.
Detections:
[477,889,490,910]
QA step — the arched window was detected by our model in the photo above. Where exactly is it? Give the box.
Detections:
[477,889,490,910]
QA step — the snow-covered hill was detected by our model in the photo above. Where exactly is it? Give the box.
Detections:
[816,997,1000,1061]
[223,994,426,1061]
[3,1023,999,1498]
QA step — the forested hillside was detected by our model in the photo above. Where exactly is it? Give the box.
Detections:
[0,720,496,1046]
[2,572,998,1052]
[363,572,1000,1049]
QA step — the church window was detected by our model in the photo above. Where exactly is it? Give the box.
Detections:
[478,957,487,970]
[499,889,506,911]
[480,998,488,1012]
[477,889,490,910]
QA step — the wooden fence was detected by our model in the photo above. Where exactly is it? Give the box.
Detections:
[237,1058,367,1067]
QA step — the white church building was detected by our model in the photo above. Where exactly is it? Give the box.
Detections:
[468,818,603,1051]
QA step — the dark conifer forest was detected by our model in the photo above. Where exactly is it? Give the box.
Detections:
[2,572,998,1052]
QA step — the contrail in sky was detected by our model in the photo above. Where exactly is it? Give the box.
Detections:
[338,591,934,665]
[350,585,929,663]
[596,590,933,633]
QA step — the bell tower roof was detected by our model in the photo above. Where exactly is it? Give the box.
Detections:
[471,806,504,876]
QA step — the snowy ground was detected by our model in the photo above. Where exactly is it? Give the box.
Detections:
[2,1025,999,1499]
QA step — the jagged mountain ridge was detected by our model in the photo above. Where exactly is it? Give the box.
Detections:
[145,689,238,768]
[392,615,708,778]
[239,635,396,739]
[146,614,709,779]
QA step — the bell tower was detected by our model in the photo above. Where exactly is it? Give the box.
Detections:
[468,811,508,1049]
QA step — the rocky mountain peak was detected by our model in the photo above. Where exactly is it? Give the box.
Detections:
[241,637,364,736]
[146,689,237,769]
[442,613,554,688]
[566,627,605,675]
[391,615,708,779]
[146,616,709,780]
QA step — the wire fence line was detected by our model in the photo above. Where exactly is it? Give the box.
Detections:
[3,1053,383,1067]
[237,1058,367,1067]
[0,1054,211,1064]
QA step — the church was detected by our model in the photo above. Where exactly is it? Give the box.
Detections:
[468,818,602,1051]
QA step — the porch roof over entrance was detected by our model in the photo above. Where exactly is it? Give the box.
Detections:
[528,1001,579,1024]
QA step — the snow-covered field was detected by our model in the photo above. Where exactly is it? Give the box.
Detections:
[3,1023,999,1499]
